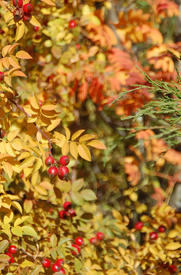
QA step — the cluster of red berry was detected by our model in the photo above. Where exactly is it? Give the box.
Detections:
[59,201,76,219]
[135,221,166,240]
[45,155,69,180]
[42,258,65,273]
[5,245,18,263]
[89,232,105,245]
[13,0,33,22]
[71,236,84,255]
[135,222,177,273]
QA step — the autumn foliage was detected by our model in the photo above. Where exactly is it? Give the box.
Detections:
[0,0,181,274]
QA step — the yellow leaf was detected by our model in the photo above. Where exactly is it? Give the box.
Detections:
[12,201,22,214]
[2,45,11,57]
[112,210,122,221]
[71,129,85,141]
[7,130,19,142]
[64,127,71,140]
[20,156,35,169]
[3,162,13,178]
[8,56,20,68]
[78,144,91,161]
[70,141,78,159]
[87,139,106,149]
[35,185,47,195]
[165,242,181,250]
[8,43,19,55]
[79,134,97,142]
[11,70,26,77]
[41,104,56,111]
[29,96,39,109]
[11,226,23,237]
[29,16,41,27]
[62,140,69,155]
[47,118,61,132]
[16,50,32,59]
[41,0,55,6]
[4,143,16,157]
[15,22,25,42]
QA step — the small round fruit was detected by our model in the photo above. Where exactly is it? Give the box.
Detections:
[8,245,18,254]
[52,263,60,272]
[75,237,84,246]
[96,232,105,240]
[48,166,58,177]
[168,265,177,273]
[59,155,70,166]
[13,0,23,7]
[5,252,15,263]
[63,201,72,210]
[42,258,51,268]
[76,44,80,50]
[45,156,55,166]
[68,209,76,217]
[58,166,69,179]
[158,225,166,233]
[58,210,67,219]
[89,237,97,244]
[60,267,66,274]
[23,3,33,14]
[69,20,77,29]
[34,26,39,32]
[55,258,64,266]
[71,244,81,255]
[23,14,32,21]
[149,232,158,240]
[135,221,144,231]
[0,72,4,81]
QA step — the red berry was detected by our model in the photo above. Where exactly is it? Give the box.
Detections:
[96,232,105,240]
[0,129,5,138]
[58,166,69,180]
[45,156,55,166]
[168,265,177,273]
[158,225,166,233]
[0,72,4,81]
[23,3,33,14]
[76,44,80,50]
[13,0,23,8]
[8,245,18,254]
[5,252,15,263]
[23,14,32,21]
[42,258,51,268]
[63,201,72,210]
[75,237,84,246]
[149,232,158,240]
[48,166,58,177]
[69,20,77,29]
[55,258,64,266]
[60,267,66,274]
[89,237,98,244]
[71,244,81,255]
[34,26,39,32]
[52,263,60,272]
[59,155,70,166]
[135,221,144,231]
[68,208,76,217]
[59,210,67,219]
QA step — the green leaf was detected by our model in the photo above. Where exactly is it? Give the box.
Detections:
[0,240,9,253]
[72,179,84,192]
[30,265,43,275]
[0,254,10,262]
[58,237,72,246]
[81,189,97,201]
[11,226,23,237]
[22,226,38,239]
[50,234,57,247]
